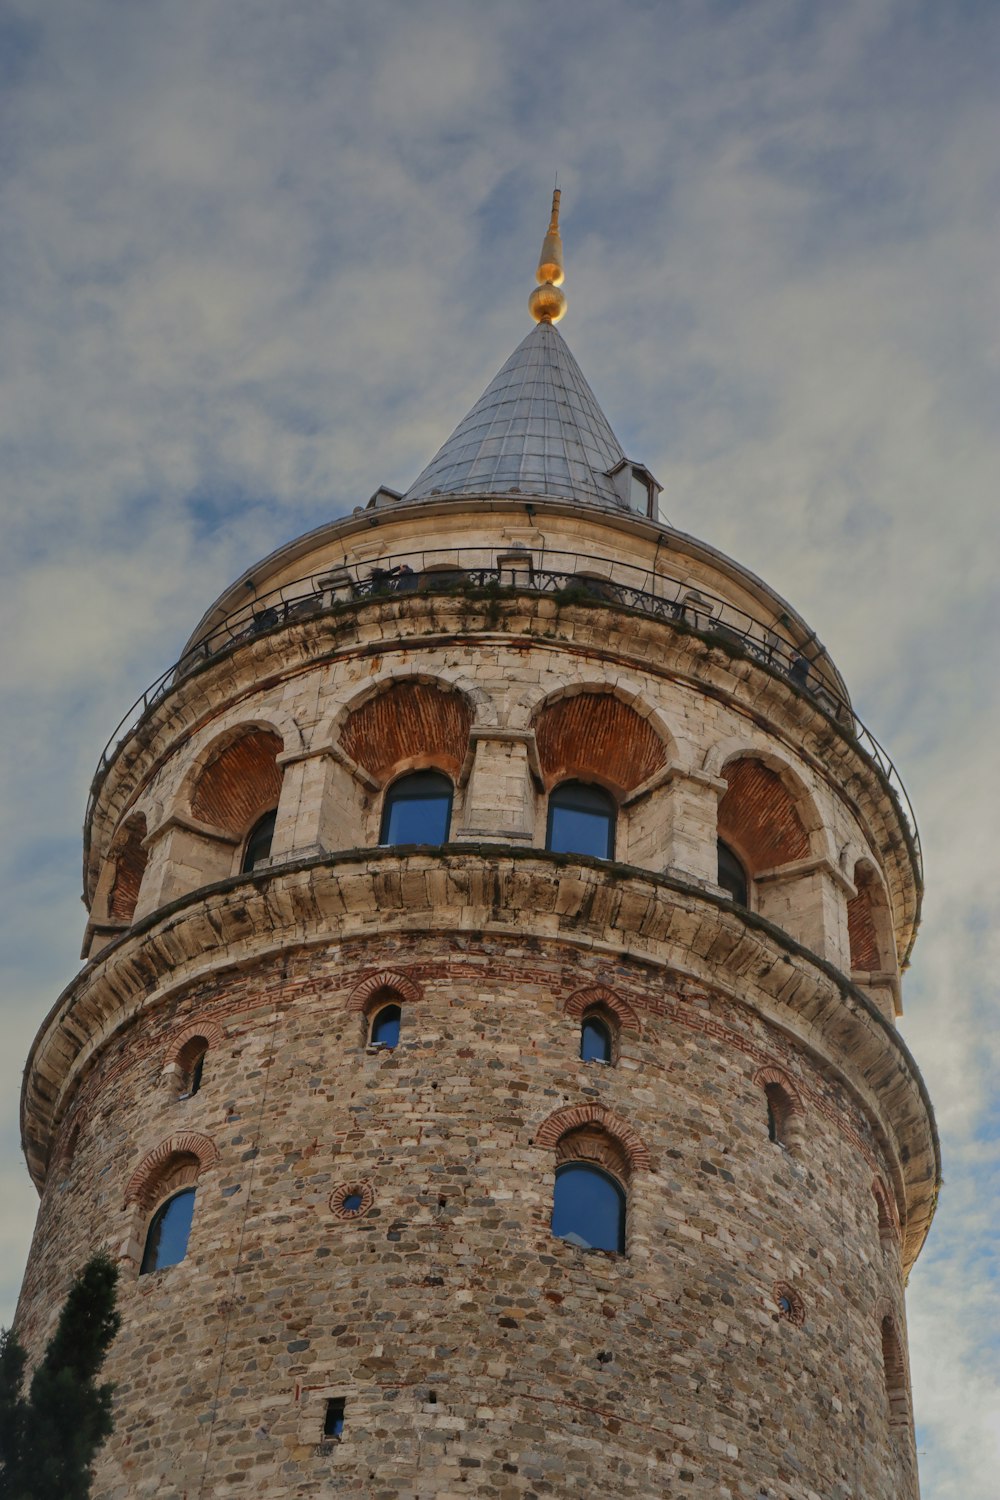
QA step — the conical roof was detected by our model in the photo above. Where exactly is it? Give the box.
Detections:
[402,321,628,508]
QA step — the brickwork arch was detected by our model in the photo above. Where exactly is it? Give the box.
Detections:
[563,985,641,1034]
[106,813,149,925]
[124,1133,219,1211]
[187,726,284,837]
[534,1103,651,1173]
[165,1020,225,1066]
[346,969,423,1014]
[849,860,894,972]
[337,678,474,784]
[530,687,671,796]
[717,753,820,874]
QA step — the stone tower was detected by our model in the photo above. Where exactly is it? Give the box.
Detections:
[15,197,937,1499]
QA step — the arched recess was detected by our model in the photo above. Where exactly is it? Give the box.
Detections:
[717,755,816,875]
[531,689,670,795]
[563,985,641,1035]
[879,1308,912,1431]
[848,861,894,972]
[752,1065,805,1152]
[124,1132,218,1212]
[189,727,284,839]
[339,679,472,784]
[873,1177,900,1252]
[346,968,422,1014]
[106,813,149,925]
[534,1103,651,1172]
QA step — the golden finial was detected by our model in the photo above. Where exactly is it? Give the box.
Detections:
[529,187,567,324]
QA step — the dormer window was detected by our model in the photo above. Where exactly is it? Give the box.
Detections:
[607,460,661,519]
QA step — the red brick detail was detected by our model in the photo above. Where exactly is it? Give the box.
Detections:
[564,986,640,1034]
[340,681,471,781]
[346,969,422,1013]
[534,1104,651,1172]
[555,1126,632,1182]
[848,867,882,970]
[54,1112,86,1174]
[718,758,810,873]
[108,815,148,924]
[330,1181,376,1220]
[191,729,283,834]
[166,1020,224,1066]
[124,1132,219,1210]
[532,693,667,794]
[774,1281,806,1326]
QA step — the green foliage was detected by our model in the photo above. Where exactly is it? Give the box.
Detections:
[0,1254,120,1500]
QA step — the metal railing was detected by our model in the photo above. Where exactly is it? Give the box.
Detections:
[85,546,921,874]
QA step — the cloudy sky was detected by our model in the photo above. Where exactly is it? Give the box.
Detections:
[1,1,997,1492]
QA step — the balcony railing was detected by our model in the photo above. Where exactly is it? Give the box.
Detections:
[85,546,921,876]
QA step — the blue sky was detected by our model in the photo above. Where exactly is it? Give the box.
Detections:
[1,2,998,1493]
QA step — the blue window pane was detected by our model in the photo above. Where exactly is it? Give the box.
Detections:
[581,1017,612,1063]
[381,771,453,846]
[546,782,614,859]
[140,1188,196,1274]
[551,1163,625,1253]
[370,1004,401,1048]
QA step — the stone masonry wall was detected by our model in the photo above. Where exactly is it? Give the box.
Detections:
[18,930,917,1500]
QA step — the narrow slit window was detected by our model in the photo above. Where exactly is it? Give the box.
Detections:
[323,1397,346,1440]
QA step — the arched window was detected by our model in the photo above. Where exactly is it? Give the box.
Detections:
[140,1188,196,1275]
[580,1012,613,1064]
[369,1003,401,1049]
[552,1163,625,1253]
[177,1036,209,1099]
[380,770,453,846]
[717,839,748,906]
[242,809,277,873]
[546,781,615,860]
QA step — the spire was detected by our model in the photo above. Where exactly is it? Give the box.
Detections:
[401,192,660,514]
[529,188,567,325]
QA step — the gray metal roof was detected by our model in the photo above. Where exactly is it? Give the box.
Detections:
[403,322,628,507]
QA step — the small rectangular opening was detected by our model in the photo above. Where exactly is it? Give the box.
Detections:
[323,1397,346,1440]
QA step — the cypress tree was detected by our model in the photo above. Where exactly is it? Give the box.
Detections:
[0,1254,120,1500]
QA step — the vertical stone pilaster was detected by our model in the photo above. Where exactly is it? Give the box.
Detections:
[455,728,538,842]
[755,857,855,969]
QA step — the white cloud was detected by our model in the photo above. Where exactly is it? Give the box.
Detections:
[2,1,998,1493]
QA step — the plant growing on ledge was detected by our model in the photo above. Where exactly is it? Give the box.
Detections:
[0,1253,120,1500]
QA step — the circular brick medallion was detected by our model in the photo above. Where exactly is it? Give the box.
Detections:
[330,1181,375,1219]
[773,1281,806,1325]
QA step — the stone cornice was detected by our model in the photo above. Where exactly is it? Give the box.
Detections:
[25,847,938,1275]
